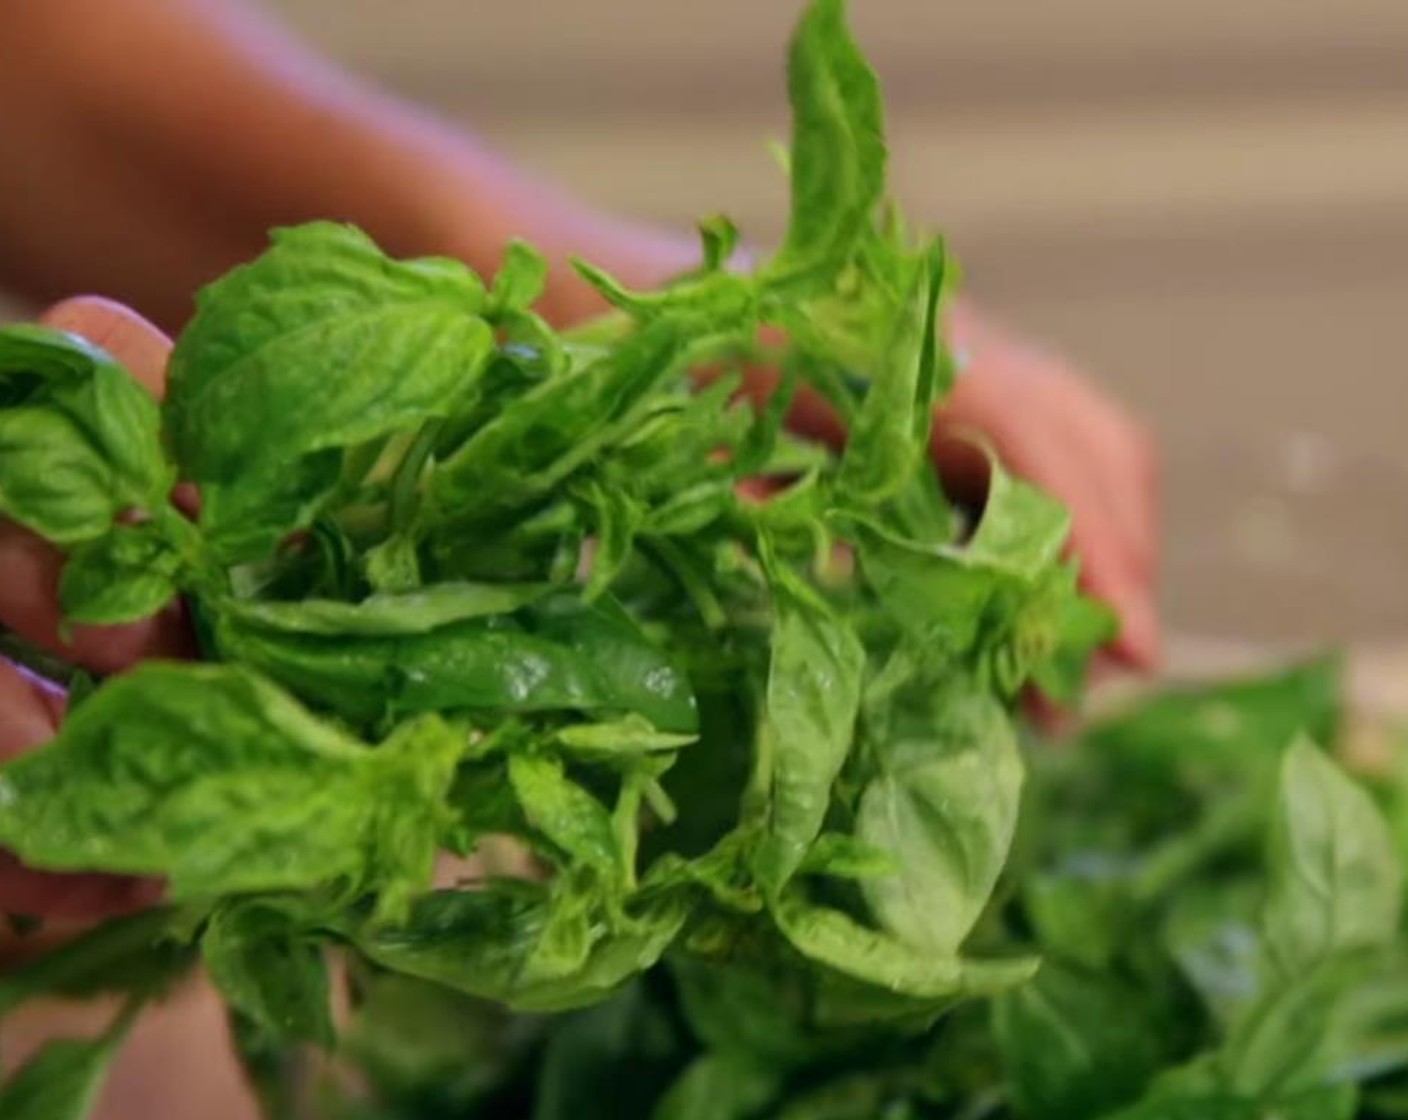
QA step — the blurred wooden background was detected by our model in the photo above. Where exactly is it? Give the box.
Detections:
[266,0,1408,648]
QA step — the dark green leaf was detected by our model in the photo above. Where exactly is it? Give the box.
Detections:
[214,592,697,732]
[0,1031,126,1120]
[202,900,333,1046]
[652,1053,779,1120]
[993,962,1164,1119]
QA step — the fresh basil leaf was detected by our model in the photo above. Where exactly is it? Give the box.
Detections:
[993,962,1164,1119]
[220,581,555,635]
[1081,655,1344,792]
[652,1052,780,1120]
[670,954,817,1067]
[0,324,171,537]
[165,223,495,557]
[579,480,644,600]
[1262,740,1402,974]
[349,885,687,1013]
[488,239,549,317]
[555,716,696,758]
[749,546,864,891]
[1104,1095,1258,1120]
[772,0,885,278]
[431,317,710,523]
[58,521,182,626]
[773,891,1036,1002]
[835,242,946,507]
[798,832,898,881]
[532,982,686,1120]
[856,678,1022,953]
[0,1030,127,1120]
[0,408,125,544]
[202,899,333,1047]
[214,593,697,733]
[195,447,343,563]
[167,223,493,483]
[509,752,623,881]
[0,664,462,911]
[698,215,741,273]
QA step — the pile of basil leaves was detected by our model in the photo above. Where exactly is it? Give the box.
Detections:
[2,3,1407,1117]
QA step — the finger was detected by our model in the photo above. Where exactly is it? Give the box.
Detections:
[0,852,161,924]
[1071,510,1161,670]
[0,522,193,675]
[39,296,172,397]
[0,659,64,760]
[1057,386,1160,580]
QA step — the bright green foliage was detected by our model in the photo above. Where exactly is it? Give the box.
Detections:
[0,4,1394,1118]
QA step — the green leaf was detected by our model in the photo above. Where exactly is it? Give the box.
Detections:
[488,239,549,316]
[580,480,644,600]
[202,899,333,1047]
[555,716,696,758]
[798,832,899,881]
[0,408,126,544]
[1104,1095,1258,1120]
[213,592,698,733]
[1263,740,1401,973]
[1080,655,1344,791]
[993,962,1164,1119]
[965,456,1071,578]
[532,982,687,1120]
[194,448,342,563]
[0,664,462,910]
[165,223,495,557]
[843,456,1071,663]
[349,885,687,1013]
[835,242,946,507]
[58,521,182,626]
[856,679,1022,953]
[698,215,742,273]
[652,1052,780,1120]
[0,1030,127,1120]
[167,223,493,483]
[432,317,711,522]
[220,581,555,635]
[773,891,1036,1002]
[749,547,865,891]
[0,324,171,542]
[773,0,885,277]
[509,752,623,880]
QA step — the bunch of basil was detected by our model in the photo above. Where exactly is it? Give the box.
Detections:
[3,2,1406,1118]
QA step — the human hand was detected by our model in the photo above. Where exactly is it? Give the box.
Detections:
[0,297,189,929]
